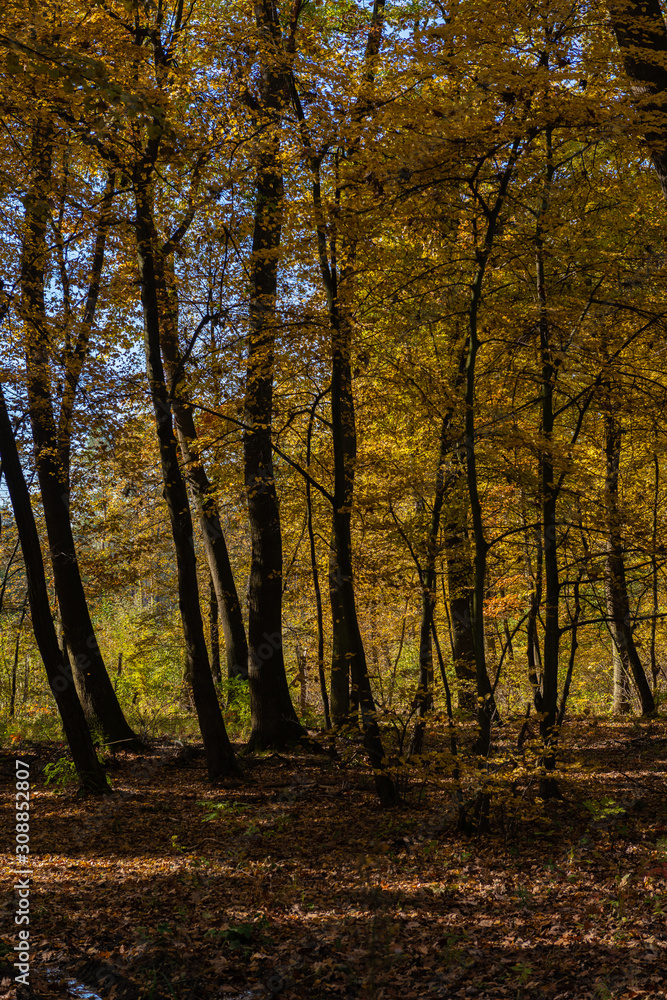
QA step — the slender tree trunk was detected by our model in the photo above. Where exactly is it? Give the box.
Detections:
[296,643,308,715]
[442,484,478,713]
[411,409,457,756]
[134,173,238,778]
[243,1,303,749]
[23,655,30,705]
[285,0,395,803]
[329,306,359,725]
[409,533,439,756]
[306,399,330,728]
[409,588,435,758]
[209,574,221,684]
[158,265,248,680]
[327,304,395,804]
[296,147,396,798]
[612,639,632,714]
[464,268,493,766]
[557,577,582,728]
[650,452,660,690]
[20,124,140,750]
[537,211,561,793]
[525,497,544,695]
[461,146,520,825]
[603,410,655,715]
[10,594,28,719]
[0,383,109,792]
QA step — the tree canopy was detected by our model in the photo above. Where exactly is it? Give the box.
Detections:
[1,0,666,819]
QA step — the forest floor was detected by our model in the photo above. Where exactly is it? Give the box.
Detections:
[1,715,667,1000]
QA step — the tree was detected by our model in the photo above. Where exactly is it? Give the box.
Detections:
[158,257,248,682]
[242,0,304,749]
[16,113,141,750]
[0,381,109,792]
[127,5,240,778]
[609,0,667,200]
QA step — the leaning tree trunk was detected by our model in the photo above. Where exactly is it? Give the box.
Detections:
[243,1,303,749]
[20,122,141,750]
[157,260,249,681]
[603,410,655,715]
[134,171,238,779]
[0,383,109,793]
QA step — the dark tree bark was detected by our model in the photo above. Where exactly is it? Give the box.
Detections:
[209,574,222,684]
[525,498,544,698]
[410,385,470,754]
[134,172,239,779]
[9,594,28,719]
[324,1,387,726]
[535,196,562,796]
[650,452,660,690]
[611,639,632,714]
[328,308,361,726]
[603,410,655,715]
[0,383,109,793]
[158,261,249,681]
[306,397,330,729]
[243,0,303,749]
[442,483,478,713]
[461,143,521,830]
[20,124,140,750]
[464,268,493,765]
[408,454,443,757]
[609,0,667,200]
[289,1,396,806]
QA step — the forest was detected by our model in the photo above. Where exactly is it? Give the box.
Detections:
[1,1,667,998]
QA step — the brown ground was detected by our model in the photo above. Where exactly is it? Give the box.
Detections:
[1,716,666,1000]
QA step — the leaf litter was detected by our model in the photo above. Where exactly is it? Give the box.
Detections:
[1,716,666,999]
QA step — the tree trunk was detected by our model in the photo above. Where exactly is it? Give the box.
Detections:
[328,307,360,727]
[464,270,493,765]
[461,146,520,824]
[411,408,458,756]
[286,1,395,803]
[603,411,655,715]
[20,123,141,751]
[326,303,395,805]
[612,639,632,714]
[609,0,667,201]
[296,643,308,716]
[157,264,249,681]
[525,498,544,700]
[134,173,238,779]
[538,232,561,791]
[9,594,28,719]
[443,492,478,713]
[243,1,303,749]
[0,383,109,793]
[209,574,222,684]
[306,401,330,728]
[650,452,660,690]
